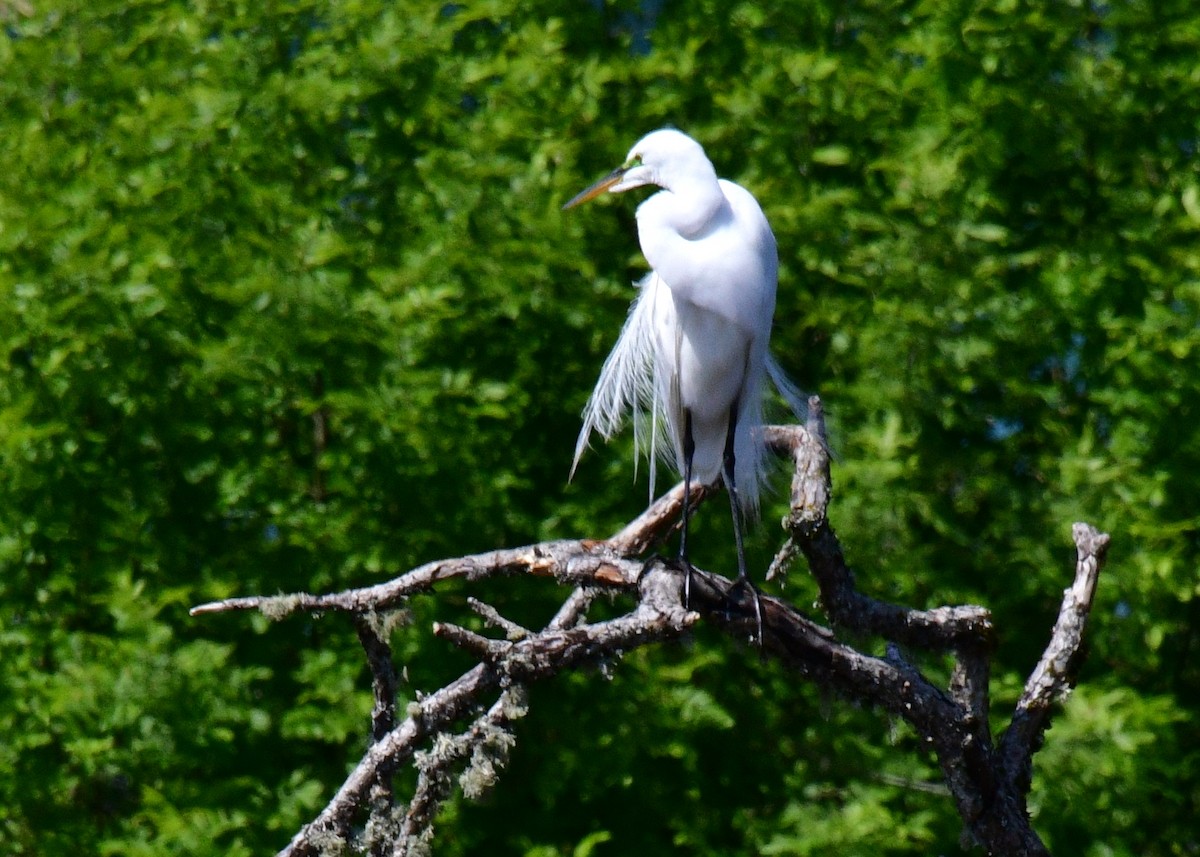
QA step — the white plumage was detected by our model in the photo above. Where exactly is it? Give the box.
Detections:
[567,129,798,524]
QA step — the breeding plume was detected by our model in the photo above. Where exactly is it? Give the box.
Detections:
[565,128,798,637]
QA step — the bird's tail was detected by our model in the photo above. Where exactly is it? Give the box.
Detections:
[765,354,808,422]
[763,353,834,463]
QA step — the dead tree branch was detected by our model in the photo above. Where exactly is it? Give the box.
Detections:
[192,397,1110,856]
[999,522,1110,797]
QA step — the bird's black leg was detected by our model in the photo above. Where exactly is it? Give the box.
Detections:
[679,409,696,608]
[637,411,697,600]
[721,402,763,646]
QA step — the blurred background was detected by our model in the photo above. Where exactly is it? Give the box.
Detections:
[1,0,1197,854]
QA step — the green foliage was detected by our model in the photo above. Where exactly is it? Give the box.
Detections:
[1031,687,1194,855]
[1,0,1197,854]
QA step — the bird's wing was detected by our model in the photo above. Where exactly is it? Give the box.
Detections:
[640,181,777,337]
[719,178,779,334]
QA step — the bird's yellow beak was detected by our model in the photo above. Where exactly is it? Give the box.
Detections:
[562,166,629,210]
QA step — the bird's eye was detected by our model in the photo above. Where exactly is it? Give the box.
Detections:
[623,154,643,170]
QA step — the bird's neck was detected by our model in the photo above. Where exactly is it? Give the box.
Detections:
[659,174,726,238]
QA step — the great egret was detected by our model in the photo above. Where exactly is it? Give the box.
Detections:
[564,128,798,641]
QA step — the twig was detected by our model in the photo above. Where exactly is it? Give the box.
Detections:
[190,542,642,619]
[467,597,530,641]
[434,622,511,662]
[546,586,596,631]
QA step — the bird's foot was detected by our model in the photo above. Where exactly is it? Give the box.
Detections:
[725,575,765,650]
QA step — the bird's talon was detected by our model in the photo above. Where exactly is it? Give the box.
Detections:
[725,576,766,649]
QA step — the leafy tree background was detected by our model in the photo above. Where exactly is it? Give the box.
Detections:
[1,0,1197,854]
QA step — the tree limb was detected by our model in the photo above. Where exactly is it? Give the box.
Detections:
[192,398,1110,856]
[999,522,1111,795]
[766,404,994,649]
[352,615,399,857]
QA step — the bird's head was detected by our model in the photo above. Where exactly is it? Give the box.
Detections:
[563,128,714,210]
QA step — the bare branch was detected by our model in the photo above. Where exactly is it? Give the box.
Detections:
[546,585,597,631]
[354,616,400,743]
[769,403,994,650]
[277,565,695,857]
[948,641,992,728]
[279,661,498,857]
[397,684,528,855]
[191,402,1109,857]
[999,522,1111,795]
[191,541,642,620]
[606,479,715,555]
[352,616,400,857]
[467,597,531,641]
[433,622,511,662]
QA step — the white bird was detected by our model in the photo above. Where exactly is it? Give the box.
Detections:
[564,128,799,640]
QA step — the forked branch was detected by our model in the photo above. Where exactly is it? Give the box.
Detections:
[191,397,1109,856]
